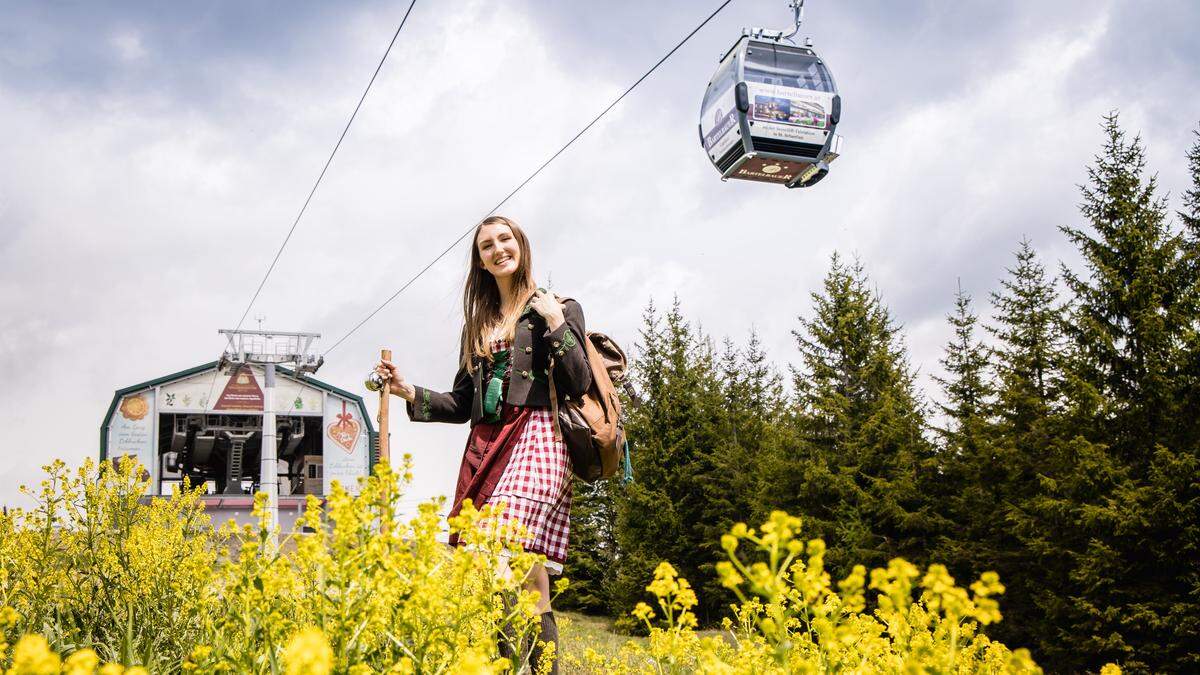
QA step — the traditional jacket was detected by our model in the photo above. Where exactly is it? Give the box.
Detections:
[406,298,591,426]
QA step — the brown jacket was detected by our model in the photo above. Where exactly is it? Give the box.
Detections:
[406,298,591,426]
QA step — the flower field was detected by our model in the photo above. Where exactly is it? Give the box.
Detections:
[0,459,1113,674]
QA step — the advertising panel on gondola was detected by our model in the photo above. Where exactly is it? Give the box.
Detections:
[747,82,831,146]
[701,87,740,160]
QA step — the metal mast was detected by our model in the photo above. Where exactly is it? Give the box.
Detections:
[217,328,322,549]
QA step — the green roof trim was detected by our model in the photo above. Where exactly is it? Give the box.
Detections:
[100,362,377,462]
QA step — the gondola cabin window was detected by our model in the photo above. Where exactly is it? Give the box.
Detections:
[744,44,834,93]
[702,55,737,111]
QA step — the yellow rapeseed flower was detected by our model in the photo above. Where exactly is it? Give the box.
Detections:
[62,648,100,675]
[387,657,415,674]
[2,459,1050,674]
[452,649,502,675]
[633,602,656,622]
[284,626,334,675]
[7,635,61,675]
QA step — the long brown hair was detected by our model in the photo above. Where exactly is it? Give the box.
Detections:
[461,215,535,371]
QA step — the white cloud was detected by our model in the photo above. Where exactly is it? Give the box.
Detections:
[0,1,627,511]
[1,1,1197,514]
[109,29,146,62]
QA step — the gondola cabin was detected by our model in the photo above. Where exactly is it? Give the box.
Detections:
[700,34,843,188]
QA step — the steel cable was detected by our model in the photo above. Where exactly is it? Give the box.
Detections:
[234,0,420,333]
[203,0,420,412]
[322,0,736,356]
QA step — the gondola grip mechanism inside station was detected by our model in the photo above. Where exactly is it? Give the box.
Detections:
[217,328,322,549]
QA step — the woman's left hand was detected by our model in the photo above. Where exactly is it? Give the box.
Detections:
[529,288,565,331]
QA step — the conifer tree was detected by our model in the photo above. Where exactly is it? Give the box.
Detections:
[762,254,939,573]
[1176,124,1200,449]
[989,239,1063,432]
[1180,124,1200,241]
[1015,113,1199,671]
[1059,112,1189,454]
[933,282,993,451]
[610,298,728,624]
[967,239,1069,654]
[929,284,997,574]
[691,332,786,614]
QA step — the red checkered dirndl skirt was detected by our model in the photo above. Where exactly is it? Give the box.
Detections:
[488,406,573,571]
[448,339,573,572]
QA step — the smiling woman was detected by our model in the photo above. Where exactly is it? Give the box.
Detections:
[373,214,591,674]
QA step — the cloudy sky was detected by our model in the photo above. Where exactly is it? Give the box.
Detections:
[1,0,1198,511]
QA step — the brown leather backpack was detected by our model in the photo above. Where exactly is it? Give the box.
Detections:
[548,326,628,483]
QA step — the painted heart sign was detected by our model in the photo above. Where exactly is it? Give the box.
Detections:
[327,401,360,454]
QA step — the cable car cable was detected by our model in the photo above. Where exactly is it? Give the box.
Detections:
[201,0,419,416]
[321,0,736,357]
[233,0,420,333]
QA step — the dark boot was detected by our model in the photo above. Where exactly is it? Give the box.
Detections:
[497,621,519,665]
[529,611,559,675]
[495,592,521,665]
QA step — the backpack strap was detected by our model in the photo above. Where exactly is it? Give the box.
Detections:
[548,355,563,442]
[545,291,573,443]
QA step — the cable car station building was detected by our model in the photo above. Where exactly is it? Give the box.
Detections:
[99,333,376,529]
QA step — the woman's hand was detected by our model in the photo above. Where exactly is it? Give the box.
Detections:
[374,359,416,401]
[529,289,565,331]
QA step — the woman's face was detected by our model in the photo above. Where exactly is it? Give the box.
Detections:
[476,222,521,279]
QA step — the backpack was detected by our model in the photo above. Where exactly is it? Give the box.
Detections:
[548,325,631,483]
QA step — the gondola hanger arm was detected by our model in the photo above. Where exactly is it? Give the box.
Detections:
[787,0,806,39]
[752,0,806,44]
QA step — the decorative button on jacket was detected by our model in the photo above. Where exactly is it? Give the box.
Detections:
[406,297,591,426]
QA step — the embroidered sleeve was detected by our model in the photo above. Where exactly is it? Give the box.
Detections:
[406,362,473,424]
[546,322,581,357]
[545,300,591,397]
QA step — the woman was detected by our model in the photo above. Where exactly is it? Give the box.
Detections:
[375,215,590,673]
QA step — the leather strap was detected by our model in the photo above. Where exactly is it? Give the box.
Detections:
[548,355,563,442]
[545,291,574,444]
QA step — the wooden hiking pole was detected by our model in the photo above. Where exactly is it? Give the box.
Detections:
[378,348,391,466]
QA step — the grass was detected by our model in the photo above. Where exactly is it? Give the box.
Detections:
[557,610,730,672]
[558,610,644,669]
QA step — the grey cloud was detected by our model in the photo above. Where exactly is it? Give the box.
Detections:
[1,1,1198,509]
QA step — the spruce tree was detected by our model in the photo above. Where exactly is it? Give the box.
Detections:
[691,333,787,615]
[1176,124,1200,450]
[933,282,993,451]
[1016,113,1199,671]
[1179,124,1200,241]
[989,239,1063,432]
[762,254,939,573]
[1059,112,1189,455]
[930,283,998,580]
[610,298,728,625]
[976,239,1069,654]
